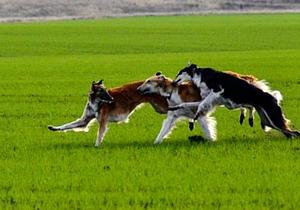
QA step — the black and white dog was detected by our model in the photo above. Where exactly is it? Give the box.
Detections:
[173,64,300,138]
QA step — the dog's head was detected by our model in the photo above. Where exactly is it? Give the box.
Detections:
[173,63,198,85]
[137,72,173,97]
[89,80,114,104]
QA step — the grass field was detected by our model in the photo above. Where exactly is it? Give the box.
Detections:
[0,14,300,209]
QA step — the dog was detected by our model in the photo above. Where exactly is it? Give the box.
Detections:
[173,64,300,138]
[48,80,114,132]
[49,80,169,146]
[137,71,275,143]
[137,73,217,143]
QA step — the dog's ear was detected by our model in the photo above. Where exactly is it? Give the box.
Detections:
[157,75,166,81]
[156,71,162,76]
[98,80,103,85]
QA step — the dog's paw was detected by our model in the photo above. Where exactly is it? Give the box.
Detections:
[240,114,245,125]
[188,122,194,131]
[154,140,162,145]
[249,118,254,127]
[168,106,182,111]
[48,125,58,131]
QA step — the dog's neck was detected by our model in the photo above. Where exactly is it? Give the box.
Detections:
[158,79,176,99]
[89,99,104,114]
[191,73,202,88]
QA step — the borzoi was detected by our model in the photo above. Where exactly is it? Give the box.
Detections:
[173,64,300,138]
[138,73,217,143]
[48,80,169,146]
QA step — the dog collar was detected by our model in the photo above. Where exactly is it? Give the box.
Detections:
[167,88,173,100]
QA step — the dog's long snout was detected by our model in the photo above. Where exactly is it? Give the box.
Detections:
[171,80,178,86]
[137,86,142,93]
[137,86,145,93]
[137,86,149,95]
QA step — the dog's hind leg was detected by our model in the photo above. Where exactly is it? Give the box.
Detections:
[154,113,177,144]
[48,102,95,132]
[282,129,300,138]
[240,108,247,125]
[248,107,255,127]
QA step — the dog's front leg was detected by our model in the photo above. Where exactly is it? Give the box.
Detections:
[198,115,217,141]
[168,102,200,111]
[48,102,95,132]
[194,90,223,120]
[95,109,109,147]
[154,113,177,144]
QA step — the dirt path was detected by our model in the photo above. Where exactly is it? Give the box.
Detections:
[0,0,299,22]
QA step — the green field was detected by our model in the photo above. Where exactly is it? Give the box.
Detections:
[1,14,300,209]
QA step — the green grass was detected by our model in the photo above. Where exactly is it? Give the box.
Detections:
[1,14,300,209]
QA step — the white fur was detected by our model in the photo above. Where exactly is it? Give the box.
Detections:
[72,118,97,132]
[198,115,217,141]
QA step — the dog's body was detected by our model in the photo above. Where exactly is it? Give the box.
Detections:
[93,81,170,146]
[174,64,300,138]
[138,75,217,143]
[49,81,170,146]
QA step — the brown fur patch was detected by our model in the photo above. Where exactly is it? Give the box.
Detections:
[100,81,169,117]
[224,71,258,83]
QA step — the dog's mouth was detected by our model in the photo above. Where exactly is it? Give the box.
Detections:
[99,98,114,104]
[137,87,152,95]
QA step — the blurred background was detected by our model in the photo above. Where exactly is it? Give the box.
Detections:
[1,0,300,22]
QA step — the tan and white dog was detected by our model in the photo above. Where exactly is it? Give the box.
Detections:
[138,73,217,144]
[49,80,169,146]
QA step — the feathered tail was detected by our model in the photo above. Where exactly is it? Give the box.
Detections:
[255,92,300,138]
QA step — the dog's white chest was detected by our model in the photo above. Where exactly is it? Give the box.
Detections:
[198,82,211,98]
[108,113,129,122]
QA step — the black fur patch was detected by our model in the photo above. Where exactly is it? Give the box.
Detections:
[185,65,291,135]
[177,64,197,78]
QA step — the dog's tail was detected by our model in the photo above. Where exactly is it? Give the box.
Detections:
[255,92,299,138]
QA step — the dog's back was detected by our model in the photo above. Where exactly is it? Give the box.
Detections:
[177,82,201,102]
[100,81,168,121]
[199,68,299,137]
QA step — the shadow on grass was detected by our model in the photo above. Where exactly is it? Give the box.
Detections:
[43,134,291,151]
